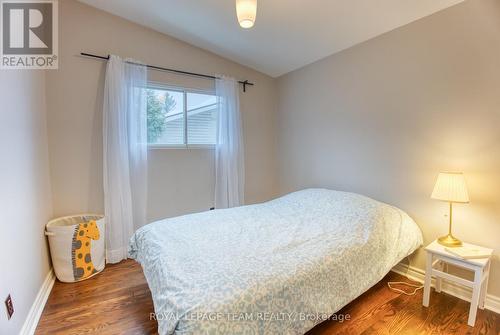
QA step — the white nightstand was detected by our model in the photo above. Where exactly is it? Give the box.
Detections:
[422,240,493,326]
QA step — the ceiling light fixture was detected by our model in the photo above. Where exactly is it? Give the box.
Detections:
[236,0,257,29]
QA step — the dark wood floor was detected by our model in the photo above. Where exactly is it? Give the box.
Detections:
[36,260,500,335]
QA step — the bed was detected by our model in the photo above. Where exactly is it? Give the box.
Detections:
[129,188,423,334]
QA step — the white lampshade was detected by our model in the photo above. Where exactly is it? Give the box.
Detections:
[236,0,257,28]
[431,172,469,203]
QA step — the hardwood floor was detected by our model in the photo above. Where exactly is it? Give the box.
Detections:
[36,261,157,334]
[36,260,500,335]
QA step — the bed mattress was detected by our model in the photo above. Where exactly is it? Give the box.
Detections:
[129,188,423,334]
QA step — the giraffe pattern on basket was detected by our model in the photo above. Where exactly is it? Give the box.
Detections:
[71,220,100,281]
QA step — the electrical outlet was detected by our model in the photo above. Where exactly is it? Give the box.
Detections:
[5,294,14,320]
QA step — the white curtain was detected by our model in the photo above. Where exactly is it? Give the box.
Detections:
[215,76,245,209]
[103,55,148,263]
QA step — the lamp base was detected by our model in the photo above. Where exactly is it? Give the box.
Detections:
[437,234,462,247]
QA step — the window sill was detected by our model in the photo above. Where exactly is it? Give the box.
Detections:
[148,144,215,150]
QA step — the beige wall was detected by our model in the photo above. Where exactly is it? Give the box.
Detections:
[46,0,278,221]
[276,0,500,297]
[0,71,53,334]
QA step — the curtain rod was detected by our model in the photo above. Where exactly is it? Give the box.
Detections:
[80,52,255,92]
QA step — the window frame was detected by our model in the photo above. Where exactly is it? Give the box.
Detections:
[146,82,217,150]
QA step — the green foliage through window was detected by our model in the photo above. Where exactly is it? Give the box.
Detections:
[146,89,177,143]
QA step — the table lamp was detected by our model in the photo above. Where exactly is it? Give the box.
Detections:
[431,172,469,247]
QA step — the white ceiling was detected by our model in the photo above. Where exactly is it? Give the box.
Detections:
[78,0,464,77]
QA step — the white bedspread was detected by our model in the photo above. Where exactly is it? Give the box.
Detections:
[129,189,423,334]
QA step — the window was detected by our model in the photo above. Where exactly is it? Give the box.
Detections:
[146,85,217,147]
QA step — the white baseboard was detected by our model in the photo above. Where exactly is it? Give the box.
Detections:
[19,269,55,335]
[391,263,500,315]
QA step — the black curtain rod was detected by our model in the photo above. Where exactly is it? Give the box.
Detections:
[80,52,254,92]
